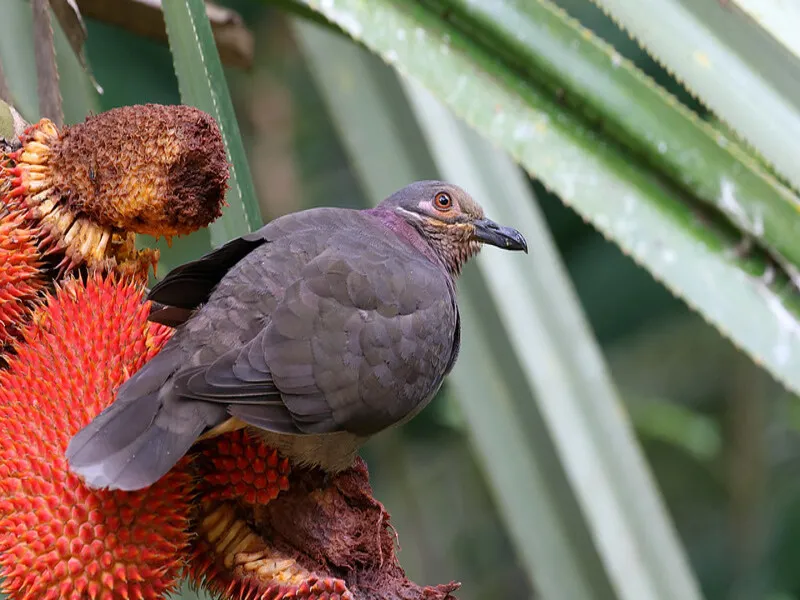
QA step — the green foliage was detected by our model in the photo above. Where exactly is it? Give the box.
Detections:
[0,0,41,121]
[423,0,800,269]
[295,0,800,399]
[592,0,800,193]
[157,0,262,277]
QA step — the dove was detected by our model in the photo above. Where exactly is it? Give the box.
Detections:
[66,180,527,491]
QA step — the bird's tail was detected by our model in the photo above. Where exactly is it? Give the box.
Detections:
[66,345,214,491]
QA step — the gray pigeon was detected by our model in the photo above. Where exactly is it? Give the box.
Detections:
[66,181,527,491]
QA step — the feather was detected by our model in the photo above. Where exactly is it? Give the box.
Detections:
[148,233,268,310]
[228,403,299,433]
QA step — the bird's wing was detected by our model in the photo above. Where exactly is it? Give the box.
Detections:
[172,231,459,437]
[65,214,333,488]
[147,232,269,325]
[146,208,364,326]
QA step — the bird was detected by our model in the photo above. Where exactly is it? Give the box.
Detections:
[66,180,528,491]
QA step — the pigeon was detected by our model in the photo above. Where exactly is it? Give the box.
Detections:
[66,180,528,491]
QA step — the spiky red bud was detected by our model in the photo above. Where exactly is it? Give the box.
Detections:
[203,429,291,506]
[0,207,43,349]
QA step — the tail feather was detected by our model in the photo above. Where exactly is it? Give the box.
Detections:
[66,389,215,491]
[229,403,298,433]
[66,390,162,467]
[66,344,225,491]
[71,418,205,491]
[66,345,181,468]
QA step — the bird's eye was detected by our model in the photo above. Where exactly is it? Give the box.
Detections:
[433,192,453,211]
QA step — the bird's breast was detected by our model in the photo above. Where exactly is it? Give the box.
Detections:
[254,429,366,473]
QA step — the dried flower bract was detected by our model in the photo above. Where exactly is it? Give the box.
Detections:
[3,104,229,276]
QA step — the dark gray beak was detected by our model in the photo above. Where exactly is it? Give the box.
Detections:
[473,219,528,253]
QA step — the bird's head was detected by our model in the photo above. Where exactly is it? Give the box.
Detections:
[382,181,528,276]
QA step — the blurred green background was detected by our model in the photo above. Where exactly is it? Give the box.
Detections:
[5,1,800,599]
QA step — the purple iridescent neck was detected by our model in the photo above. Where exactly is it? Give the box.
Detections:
[365,206,449,274]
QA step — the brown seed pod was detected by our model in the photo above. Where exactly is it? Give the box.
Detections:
[190,434,460,600]
[191,500,354,600]
[3,104,229,275]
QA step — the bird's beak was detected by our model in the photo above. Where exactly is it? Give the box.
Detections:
[472,219,528,253]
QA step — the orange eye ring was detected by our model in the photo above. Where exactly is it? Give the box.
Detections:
[434,192,453,211]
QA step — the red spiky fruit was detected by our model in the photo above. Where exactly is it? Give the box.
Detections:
[0,274,194,599]
[202,429,291,506]
[0,207,44,348]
